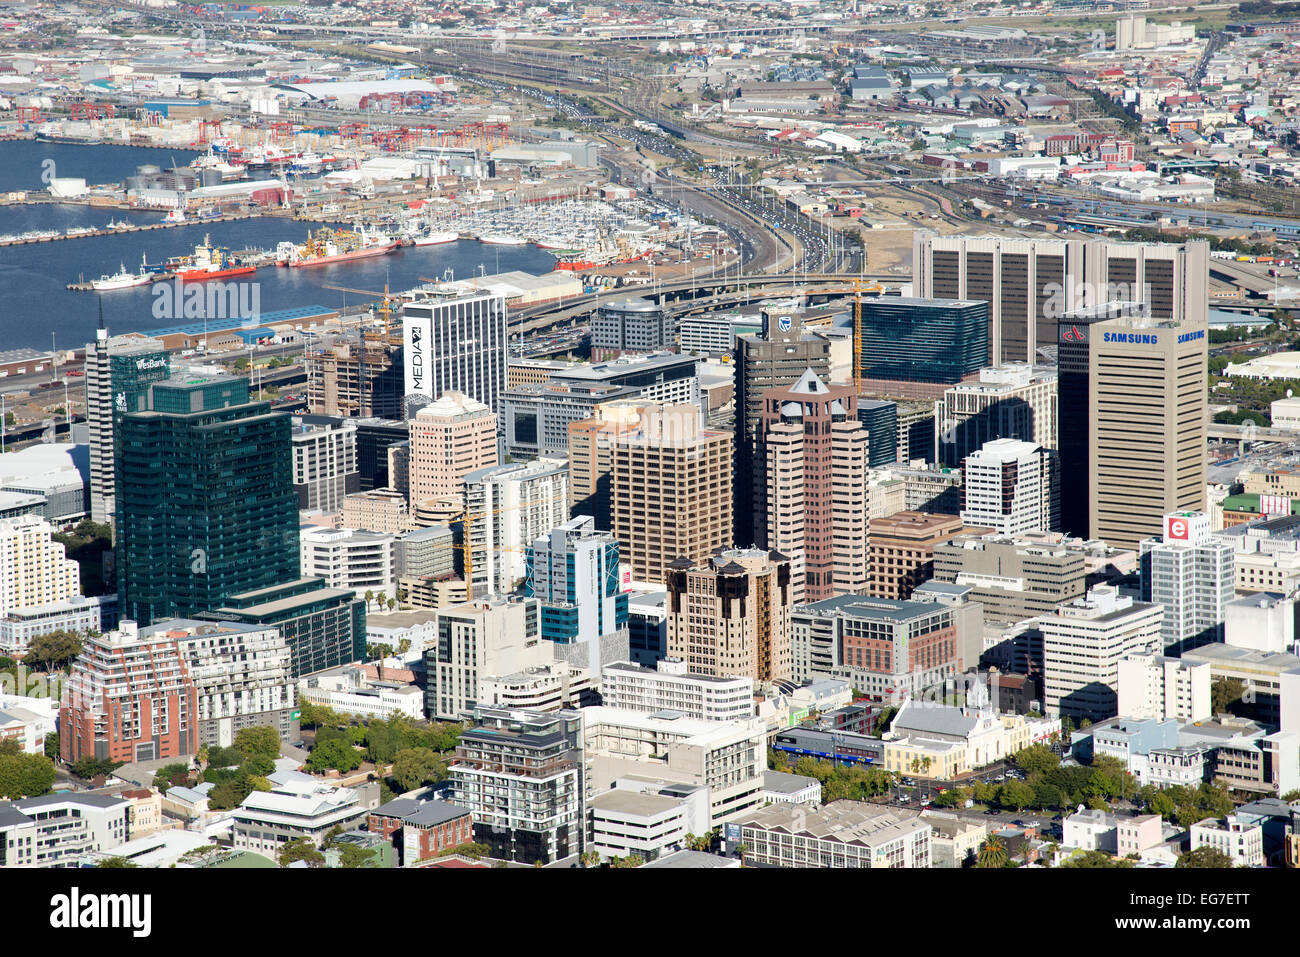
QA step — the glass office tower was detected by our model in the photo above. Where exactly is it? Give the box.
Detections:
[115,374,298,625]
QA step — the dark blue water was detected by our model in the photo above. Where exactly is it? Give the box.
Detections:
[0,142,556,350]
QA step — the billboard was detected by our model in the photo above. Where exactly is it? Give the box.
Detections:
[1260,494,1291,518]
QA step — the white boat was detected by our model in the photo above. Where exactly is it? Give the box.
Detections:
[479,233,527,246]
[164,208,186,224]
[413,229,459,246]
[90,257,151,291]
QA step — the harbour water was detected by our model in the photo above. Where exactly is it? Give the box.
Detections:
[0,142,556,350]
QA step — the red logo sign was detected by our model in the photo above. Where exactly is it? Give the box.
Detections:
[1062,325,1086,342]
[1167,518,1188,540]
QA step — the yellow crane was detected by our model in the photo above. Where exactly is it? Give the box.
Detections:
[321,282,401,340]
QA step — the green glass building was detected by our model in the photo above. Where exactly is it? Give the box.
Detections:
[858,297,990,384]
[115,374,299,625]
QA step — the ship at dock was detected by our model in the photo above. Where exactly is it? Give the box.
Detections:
[167,235,257,282]
[276,225,400,268]
[87,255,151,291]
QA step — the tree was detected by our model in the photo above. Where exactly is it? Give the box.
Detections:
[391,747,446,792]
[68,756,123,781]
[998,780,1035,811]
[1061,850,1134,868]
[1281,789,1300,803]
[239,754,276,777]
[1176,846,1235,869]
[1012,744,1060,777]
[305,738,362,774]
[279,837,325,868]
[152,763,191,793]
[51,520,113,596]
[96,856,138,868]
[234,726,281,763]
[205,745,243,768]
[0,752,55,799]
[24,630,83,671]
[1211,678,1246,716]
[975,836,1008,868]
[43,733,58,760]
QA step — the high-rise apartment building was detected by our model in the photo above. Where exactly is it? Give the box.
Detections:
[913,232,1210,364]
[450,706,585,864]
[733,309,833,547]
[525,516,629,664]
[165,618,299,747]
[960,438,1059,537]
[933,364,1058,467]
[464,460,569,597]
[0,515,82,617]
[401,289,509,415]
[291,415,359,512]
[1140,511,1234,654]
[60,620,198,764]
[1040,585,1163,721]
[755,369,869,601]
[83,328,170,524]
[1057,307,1208,548]
[408,392,498,507]
[867,511,968,599]
[666,548,793,683]
[115,374,299,626]
[423,597,551,720]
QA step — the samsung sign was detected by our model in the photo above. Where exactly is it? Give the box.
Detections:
[1101,328,1205,347]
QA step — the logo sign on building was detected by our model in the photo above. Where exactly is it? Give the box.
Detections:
[1059,324,1088,344]
[1165,515,1189,540]
[778,315,792,333]
[1261,494,1291,518]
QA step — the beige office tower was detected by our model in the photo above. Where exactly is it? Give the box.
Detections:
[575,401,732,583]
[408,392,498,507]
[756,370,869,603]
[912,232,1209,365]
[666,548,793,682]
[1084,313,1208,551]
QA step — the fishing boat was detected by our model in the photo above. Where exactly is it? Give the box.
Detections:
[90,256,151,291]
[478,233,527,246]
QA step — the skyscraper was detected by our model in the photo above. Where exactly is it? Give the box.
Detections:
[408,392,498,508]
[934,364,1058,467]
[960,438,1059,537]
[754,369,869,602]
[83,328,170,525]
[733,309,832,547]
[525,516,629,658]
[666,548,793,683]
[607,403,733,584]
[591,297,675,360]
[115,374,299,625]
[464,459,569,598]
[1140,511,1234,654]
[913,232,1210,365]
[401,289,509,416]
[1057,305,1208,549]
[856,297,990,393]
[291,416,359,512]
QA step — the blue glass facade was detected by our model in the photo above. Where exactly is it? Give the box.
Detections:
[525,519,628,646]
[116,376,299,626]
[859,297,990,384]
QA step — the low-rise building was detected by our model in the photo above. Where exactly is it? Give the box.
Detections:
[231,771,375,861]
[739,800,932,868]
[0,793,130,867]
[587,780,710,863]
[367,797,474,867]
[921,811,987,868]
[1063,808,1118,853]
[300,665,424,720]
[477,661,597,712]
[761,771,822,806]
[1190,814,1265,868]
[600,659,754,722]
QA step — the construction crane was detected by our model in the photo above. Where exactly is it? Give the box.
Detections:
[416,492,567,602]
[320,282,402,339]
